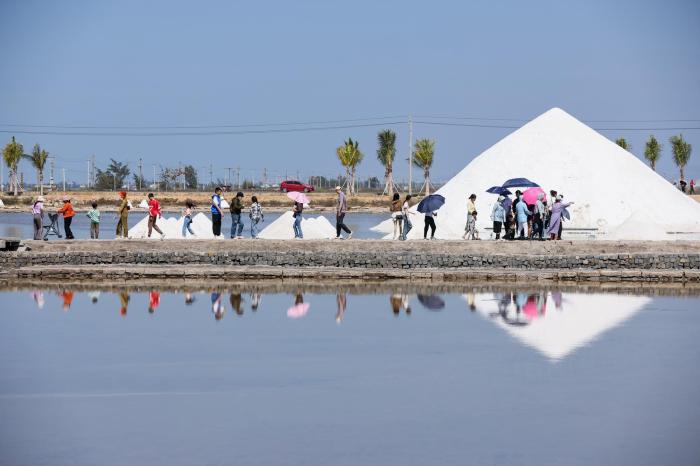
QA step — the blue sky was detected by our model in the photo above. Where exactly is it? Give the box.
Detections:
[1,0,699,186]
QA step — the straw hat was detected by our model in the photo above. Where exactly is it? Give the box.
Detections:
[37,196,45,202]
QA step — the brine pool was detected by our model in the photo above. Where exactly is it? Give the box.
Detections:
[1,286,699,465]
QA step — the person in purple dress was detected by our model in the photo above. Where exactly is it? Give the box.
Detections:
[546,195,574,240]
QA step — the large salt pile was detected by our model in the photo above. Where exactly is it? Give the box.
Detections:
[373,108,700,240]
[258,211,336,239]
[128,212,215,239]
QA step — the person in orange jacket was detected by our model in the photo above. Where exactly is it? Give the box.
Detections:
[57,196,75,239]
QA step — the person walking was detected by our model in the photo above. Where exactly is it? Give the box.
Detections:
[423,210,437,240]
[182,200,195,237]
[390,193,403,240]
[467,194,477,217]
[292,199,304,239]
[465,210,480,240]
[533,193,546,240]
[147,193,165,240]
[211,187,224,237]
[230,191,245,239]
[57,196,75,240]
[489,195,506,240]
[401,194,414,240]
[249,195,264,238]
[32,196,45,240]
[690,179,696,195]
[116,191,130,239]
[515,195,532,240]
[546,195,574,240]
[502,194,514,240]
[86,201,100,239]
[335,186,352,239]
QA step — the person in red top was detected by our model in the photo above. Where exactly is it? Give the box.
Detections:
[147,193,165,240]
[57,196,75,239]
[148,291,161,313]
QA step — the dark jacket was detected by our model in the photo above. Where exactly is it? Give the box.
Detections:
[230,197,243,214]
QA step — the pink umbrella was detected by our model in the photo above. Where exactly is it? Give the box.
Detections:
[287,191,310,204]
[522,187,546,205]
[523,297,539,319]
[287,303,310,319]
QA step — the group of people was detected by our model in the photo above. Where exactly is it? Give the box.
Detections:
[488,189,573,241]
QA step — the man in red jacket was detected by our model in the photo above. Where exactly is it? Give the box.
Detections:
[147,193,165,240]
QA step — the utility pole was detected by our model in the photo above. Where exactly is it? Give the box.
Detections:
[408,114,413,196]
[226,167,232,187]
[236,166,240,190]
[209,164,213,189]
[87,159,91,189]
[62,168,66,192]
[49,156,55,191]
[153,165,157,192]
[91,155,96,188]
[138,157,143,191]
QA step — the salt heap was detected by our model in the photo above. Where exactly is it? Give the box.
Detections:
[258,211,336,239]
[128,212,215,239]
[373,107,700,240]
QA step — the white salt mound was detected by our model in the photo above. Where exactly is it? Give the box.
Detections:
[258,211,336,239]
[0,199,4,208]
[128,212,215,239]
[375,107,700,240]
[138,199,149,209]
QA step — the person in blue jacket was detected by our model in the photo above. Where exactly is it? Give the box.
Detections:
[515,197,532,240]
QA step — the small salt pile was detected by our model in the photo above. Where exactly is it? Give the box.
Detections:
[258,211,336,239]
[128,212,215,239]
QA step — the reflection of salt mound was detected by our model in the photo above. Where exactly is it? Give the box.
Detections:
[128,212,215,239]
[606,211,668,240]
[473,292,649,360]
[220,199,230,209]
[138,199,149,209]
[258,211,336,239]
[0,199,4,207]
[373,107,700,240]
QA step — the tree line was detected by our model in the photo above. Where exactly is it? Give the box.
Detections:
[615,134,693,180]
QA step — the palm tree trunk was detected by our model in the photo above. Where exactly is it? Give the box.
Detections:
[424,168,430,196]
[11,167,18,196]
[680,166,685,182]
[350,167,356,196]
[651,161,656,171]
[383,165,392,196]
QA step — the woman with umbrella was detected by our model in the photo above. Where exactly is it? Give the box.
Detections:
[287,191,309,239]
[417,194,445,240]
[546,195,574,240]
[490,195,506,240]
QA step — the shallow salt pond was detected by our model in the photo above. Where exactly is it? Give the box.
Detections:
[1,286,699,465]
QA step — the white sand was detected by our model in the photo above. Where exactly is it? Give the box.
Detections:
[258,211,336,239]
[374,108,700,240]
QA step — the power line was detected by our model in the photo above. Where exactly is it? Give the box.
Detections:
[413,121,700,131]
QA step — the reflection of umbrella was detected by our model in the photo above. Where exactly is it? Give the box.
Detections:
[417,194,445,213]
[522,187,546,205]
[523,296,539,319]
[417,294,445,310]
[287,303,310,318]
[486,186,512,196]
[287,191,310,204]
[502,177,539,188]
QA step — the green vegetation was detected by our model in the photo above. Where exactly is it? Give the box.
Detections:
[2,136,24,196]
[670,134,692,181]
[24,144,49,195]
[95,159,130,190]
[412,138,435,195]
[644,135,662,172]
[336,138,363,196]
[615,138,630,150]
[377,129,397,196]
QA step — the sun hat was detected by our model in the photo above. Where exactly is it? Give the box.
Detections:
[335,186,342,190]
[62,195,70,202]
[37,196,45,202]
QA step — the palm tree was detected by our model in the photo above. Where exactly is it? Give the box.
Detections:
[412,138,435,195]
[377,129,397,195]
[670,134,692,181]
[615,138,630,150]
[24,144,49,195]
[644,135,662,171]
[2,136,24,196]
[336,138,363,195]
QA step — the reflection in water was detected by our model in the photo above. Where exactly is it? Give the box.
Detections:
[471,292,650,360]
[148,291,161,314]
[119,291,130,317]
[336,293,346,323]
[417,294,445,311]
[211,293,225,321]
[230,293,243,315]
[17,288,652,360]
[287,293,310,319]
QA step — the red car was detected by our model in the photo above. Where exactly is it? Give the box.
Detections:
[280,180,315,193]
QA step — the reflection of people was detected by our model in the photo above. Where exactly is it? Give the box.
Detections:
[211,292,225,320]
[466,292,476,311]
[551,291,563,310]
[88,291,101,304]
[336,293,347,323]
[390,294,411,315]
[60,291,74,311]
[250,293,261,311]
[31,291,45,309]
[184,293,195,305]
[119,291,130,317]
[148,291,160,314]
[230,293,243,315]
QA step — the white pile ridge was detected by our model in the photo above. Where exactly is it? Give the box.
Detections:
[471,292,649,360]
[373,107,700,240]
[258,211,336,240]
[128,212,215,239]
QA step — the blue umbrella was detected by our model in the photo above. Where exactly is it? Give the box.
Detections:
[417,194,445,213]
[486,186,512,196]
[502,177,539,188]
[418,294,445,310]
